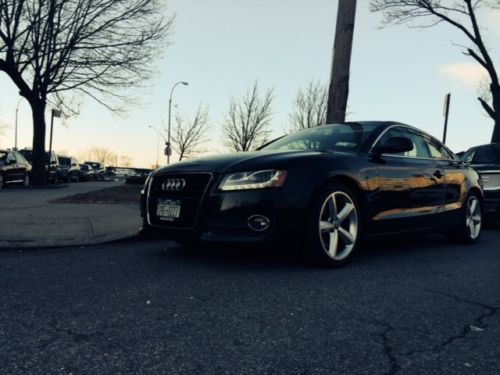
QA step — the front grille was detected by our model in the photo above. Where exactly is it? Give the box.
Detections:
[480,172,500,190]
[148,173,212,228]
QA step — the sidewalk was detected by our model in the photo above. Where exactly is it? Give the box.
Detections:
[0,182,141,249]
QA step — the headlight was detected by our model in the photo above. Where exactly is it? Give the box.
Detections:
[219,169,287,191]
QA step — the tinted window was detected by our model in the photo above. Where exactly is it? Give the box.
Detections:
[471,145,500,163]
[425,139,453,160]
[59,157,70,165]
[20,150,33,162]
[262,123,378,152]
[0,151,7,161]
[376,127,430,158]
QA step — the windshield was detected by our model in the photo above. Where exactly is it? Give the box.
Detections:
[59,157,70,165]
[261,123,378,152]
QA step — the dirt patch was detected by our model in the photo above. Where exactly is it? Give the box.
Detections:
[50,184,142,204]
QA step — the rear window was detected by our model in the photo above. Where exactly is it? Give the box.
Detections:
[471,145,500,163]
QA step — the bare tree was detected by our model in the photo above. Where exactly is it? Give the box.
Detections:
[223,82,274,152]
[172,105,211,161]
[370,0,500,143]
[119,155,133,168]
[288,81,327,133]
[0,0,173,184]
[81,146,117,165]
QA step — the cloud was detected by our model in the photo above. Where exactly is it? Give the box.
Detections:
[439,62,488,87]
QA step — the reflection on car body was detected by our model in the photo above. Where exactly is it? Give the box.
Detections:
[0,149,32,187]
[140,121,484,267]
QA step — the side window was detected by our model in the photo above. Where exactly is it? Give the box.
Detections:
[425,139,453,160]
[472,146,492,163]
[377,127,430,158]
[6,152,17,163]
[380,127,429,158]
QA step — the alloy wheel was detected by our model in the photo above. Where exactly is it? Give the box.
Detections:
[465,195,482,240]
[318,191,359,261]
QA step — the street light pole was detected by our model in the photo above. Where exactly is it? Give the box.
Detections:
[167,81,188,164]
[14,98,23,150]
[148,125,160,168]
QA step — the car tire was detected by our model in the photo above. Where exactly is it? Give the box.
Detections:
[306,182,363,267]
[0,173,4,188]
[24,173,30,186]
[448,191,483,244]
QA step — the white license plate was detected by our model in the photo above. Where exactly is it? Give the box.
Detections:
[156,199,181,220]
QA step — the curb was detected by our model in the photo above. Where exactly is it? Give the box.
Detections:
[0,229,140,250]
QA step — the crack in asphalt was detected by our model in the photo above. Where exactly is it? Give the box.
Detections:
[377,323,402,375]
[404,289,498,357]
[371,290,499,374]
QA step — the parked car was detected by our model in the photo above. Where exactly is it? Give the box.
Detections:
[461,143,500,215]
[84,161,106,181]
[79,164,96,181]
[59,156,80,182]
[113,168,136,178]
[19,149,61,183]
[140,121,484,267]
[0,149,32,187]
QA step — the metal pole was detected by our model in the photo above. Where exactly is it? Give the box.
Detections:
[48,110,55,171]
[155,134,159,168]
[14,98,22,150]
[167,96,172,164]
[442,93,451,144]
[167,81,188,164]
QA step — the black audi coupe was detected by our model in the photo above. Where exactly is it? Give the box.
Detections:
[141,121,483,267]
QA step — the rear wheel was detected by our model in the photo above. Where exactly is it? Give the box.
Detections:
[23,173,30,186]
[0,173,4,188]
[449,191,482,244]
[306,182,362,267]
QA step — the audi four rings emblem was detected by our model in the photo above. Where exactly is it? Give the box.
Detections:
[162,178,186,191]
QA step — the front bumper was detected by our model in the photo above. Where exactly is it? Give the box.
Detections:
[141,173,304,244]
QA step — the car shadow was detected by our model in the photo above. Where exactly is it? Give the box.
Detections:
[147,231,462,272]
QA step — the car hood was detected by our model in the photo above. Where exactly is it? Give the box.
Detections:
[154,149,354,175]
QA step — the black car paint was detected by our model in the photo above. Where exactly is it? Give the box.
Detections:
[141,122,483,244]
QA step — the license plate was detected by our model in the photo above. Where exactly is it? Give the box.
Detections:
[156,199,181,221]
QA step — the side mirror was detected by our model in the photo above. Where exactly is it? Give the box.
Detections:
[374,137,414,155]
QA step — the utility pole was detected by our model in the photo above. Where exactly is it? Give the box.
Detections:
[442,93,451,144]
[326,0,357,124]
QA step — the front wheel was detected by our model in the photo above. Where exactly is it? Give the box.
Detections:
[306,182,362,267]
[23,173,30,186]
[0,173,4,188]
[449,191,482,244]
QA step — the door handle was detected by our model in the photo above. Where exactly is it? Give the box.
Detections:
[433,170,444,179]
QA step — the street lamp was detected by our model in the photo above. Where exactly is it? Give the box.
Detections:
[167,81,188,164]
[14,98,24,150]
[148,125,162,169]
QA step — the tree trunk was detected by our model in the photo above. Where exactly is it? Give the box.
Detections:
[491,85,500,143]
[326,0,357,124]
[30,100,48,186]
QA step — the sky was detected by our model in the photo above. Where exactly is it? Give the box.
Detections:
[1,0,500,168]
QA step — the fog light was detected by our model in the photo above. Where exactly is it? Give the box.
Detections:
[248,215,270,232]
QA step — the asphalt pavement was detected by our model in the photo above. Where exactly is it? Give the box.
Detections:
[0,228,499,374]
[0,181,141,248]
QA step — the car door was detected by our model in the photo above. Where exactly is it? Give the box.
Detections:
[423,136,467,216]
[370,126,446,234]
